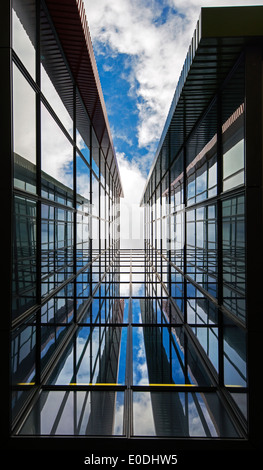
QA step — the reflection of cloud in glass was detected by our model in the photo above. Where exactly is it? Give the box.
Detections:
[133,392,155,436]
[185,393,218,437]
[133,327,149,386]
[13,9,35,78]
[41,65,73,136]
[41,104,73,190]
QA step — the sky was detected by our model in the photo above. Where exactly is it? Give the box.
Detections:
[83,0,263,248]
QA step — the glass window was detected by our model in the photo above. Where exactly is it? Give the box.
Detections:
[41,65,73,137]
[19,390,124,436]
[40,7,73,137]
[186,102,217,205]
[47,326,125,386]
[132,325,211,386]
[133,391,238,437]
[11,315,36,386]
[222,60,245,192]
[76,153,90,212]
[170,152,184,213]
[76,90,91,160]
[13,63,36,193]
[12,0,36,79]
[92,173,100,216]
[12,196,37,320]
[41,204,74,297]
[224,318,247,387]
[223,119,244,191]
[41,104,73,206]
[222,195,246,321]
[92,129,100,177]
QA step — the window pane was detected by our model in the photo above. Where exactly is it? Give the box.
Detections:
[133,392,239,437]
[12,196,37,319]
[224,319,247,387]
[222,195,246,321]
[19,391,124,435]
[12,0,36,79]
[40,6,73,136]
[222,60,245,192]
[13,64,36,193]
[76,153,90,212]
[41,104,73,206]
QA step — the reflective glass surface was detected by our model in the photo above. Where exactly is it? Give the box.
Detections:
[41,104,73,206]
[12,0,36,79]
[10,1,249,442]
[19,391,124,436]
[133,391,239,437]
[12,196,37,319]
[13,64,36,193]
[15,250,243,438]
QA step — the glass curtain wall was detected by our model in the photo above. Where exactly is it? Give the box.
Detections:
[143,56,247,431]
[14,249,240,438]
[11,0,121,432]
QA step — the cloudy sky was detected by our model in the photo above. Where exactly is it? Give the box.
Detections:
[83,0,263,247]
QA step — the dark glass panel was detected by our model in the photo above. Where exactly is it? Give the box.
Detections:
[222,194,246,321]
[12,196,37,319]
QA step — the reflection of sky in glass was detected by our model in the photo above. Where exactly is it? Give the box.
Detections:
[132,391,237,437]
[117,327,127,385]
[133,327,150,385]
[20,390,125,436]
[132,299,142,323]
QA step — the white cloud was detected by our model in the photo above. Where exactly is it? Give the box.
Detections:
[117,152,146,248]
[83,0,263,248]
[84,0,188,150]
[84,0,263,153]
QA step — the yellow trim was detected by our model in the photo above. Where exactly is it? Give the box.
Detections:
[17,382,35,385]
[149,383,195,387]
[225,385,243,387]
[69,382,119,386]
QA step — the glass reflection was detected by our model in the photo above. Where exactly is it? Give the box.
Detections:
[19,391,124,436]
[133,391,238,437]
[12,196,37,319]
[13,64,36,193]
[41,203,74,297]
[76,153,90,212]
[12,0,36,79]
[224,318,247,387]
[11,315,36,386]
[41,104,73,206]
[47,325,126,385]
[186,102,217,206]
[222,195,246,320]
[222,60,245,192]
[133,325,211,386]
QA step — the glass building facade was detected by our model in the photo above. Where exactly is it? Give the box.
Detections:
[141,6,263,452]
[1,0,263,455]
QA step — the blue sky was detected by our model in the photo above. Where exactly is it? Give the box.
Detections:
[83,0,263,246]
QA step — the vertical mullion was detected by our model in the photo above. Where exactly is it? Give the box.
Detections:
[217,90,224,388]
[36,0,41,385]
[73,84,77,324]
[183,100,187,324]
